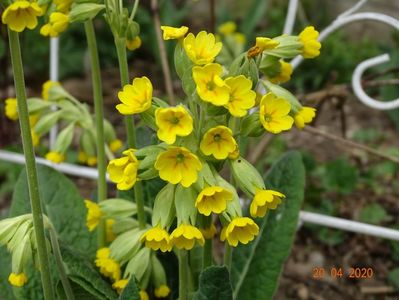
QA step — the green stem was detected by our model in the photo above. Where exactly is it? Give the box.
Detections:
[84,21,107,248]
[114,36,146,229]
[8,29,55,300]
[49,228,75,300]
[129,0,140,20]
[178,250,189,300]
[223,243,232,271]
[203,239,212,268]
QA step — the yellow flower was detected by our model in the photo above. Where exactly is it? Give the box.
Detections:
[155,285,171,298]
[2,1,42,32]
[126,36,142,51]
[109,139,123,153]
[225,217,259,247]
[155,105,193,144]
[294,106,316,129]
[233,33,246,45]
[161,25,188,40]
[107,149,139,190]
[87,156,97,167]
[248,37,279,58]
[195,186,233,216]
[5,98,18,120]
[31,130,39,147]
[270,60,293,84]
[29,114,39,126]
[200,224,217,239]
[116,76,153,115]
[259,92,294,134]
[183,31,222,65]
[8,272,28,287]
[78,151,88,164]
[54,0,73,13]
[40,12,69,37]
[140,290,149,300]
[192,63,230,106]
[42,80,60,101]
[84,200,102,231]
[45,151,65,164]
[224,75,256,117]
[299,26,321,58]
[112,279,128,294]
[106,219,116,242]
[140,226,172,252]
[228,144,240,160]
[95,248,121,281]
[155,146,202,187]
[218,21,236,35]
[170,224,205,250]
[250,189,285,218]
[200,126,237,160]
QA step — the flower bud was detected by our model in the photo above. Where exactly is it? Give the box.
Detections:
[265,35,303,58]
[53,122,75,154]
[110,228,144,264]
[80,129,97,158]
[33,110,63,135]
[69,3,105,23]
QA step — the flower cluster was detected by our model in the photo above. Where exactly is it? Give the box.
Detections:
[86,24,321,294]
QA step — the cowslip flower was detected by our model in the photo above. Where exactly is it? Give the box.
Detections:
[250,189,285,218]
[107,149,139,190]
[154,146,202,187]
[294,106,316,129]
[112,279,128,294]
[183,31,222,65]
[223,217,259,247]
[140,226,172,252]
[248,37,279,58]
[95,248,121,282]
[40,12,69,38]
[155,285,171,298]
[126,36,142,51]
[109,139,123,153]
[42,80,60,101]
[224,75,256,117]
[8,272,28,287]
[2,1,43,32]
[299,26,321,58]
[54,0,73,13]
[192,63,230,106]
[195,186,233,216]
[5,98,18,121]
[270,60,293,84]
[170,224,205,250]
[200,126,237,160]
[218,21,236,35]
[200,224,217,239]
[116,77,153,115]
[45,151,65,164]
[87,156,97,167]
[84,200,102,231]
[140,291,149,300]
[259,92,294,134]
[155,106,193,144]
[161,25,188,40]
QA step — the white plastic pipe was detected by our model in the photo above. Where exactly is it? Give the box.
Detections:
[49,38,59,149]
[283,0,298,35]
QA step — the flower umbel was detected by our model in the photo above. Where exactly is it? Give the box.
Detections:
[299,26,321,58]
[155,106,193,144]
[8,272,28,287]
[170,224,205,250]
[116,77,153,115]
[224,217,259,247]
[161,25,188,40]
[85,200,103,231]
[294,106,316,129]
[225,75,256,117]
[183,31,222,65]
[155,146,202,187]
[2,1,43,32]
[259,92,294,134]
[200,126,237,160]
[141,226,172,252]
[195,186,233,216]
[250,189,285,218]
[192,63,230,106]
[107,149,139,190]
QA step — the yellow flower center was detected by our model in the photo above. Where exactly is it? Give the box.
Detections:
[264,113,272,122]
[213,134,222,142]
[206,81,215,91]
[170,116,180,124]
[176,153,185,162]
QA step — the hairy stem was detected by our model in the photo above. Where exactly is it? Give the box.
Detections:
[179,249,189,300]
[223,243,232,271]
[203,239,213,268]
[84,21,107,247]
[8,29,55,300]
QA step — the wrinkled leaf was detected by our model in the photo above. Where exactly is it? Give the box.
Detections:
[193,266,232,300]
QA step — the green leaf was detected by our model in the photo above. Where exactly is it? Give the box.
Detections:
[192,266,232,300]
[388,268,399,290]
[119,277,140,300]
[322,158,358,194]
[359,203,388,225]
[231,151,305,299]
[240,0,268,37]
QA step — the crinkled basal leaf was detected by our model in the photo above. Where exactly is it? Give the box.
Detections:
[119,277,140,300]
[192,266,233,300]
[231,151,305,300]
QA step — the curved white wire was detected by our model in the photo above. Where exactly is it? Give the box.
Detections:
[283,0,298,35]
[49,38,60,148]
[352,54,399,110]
